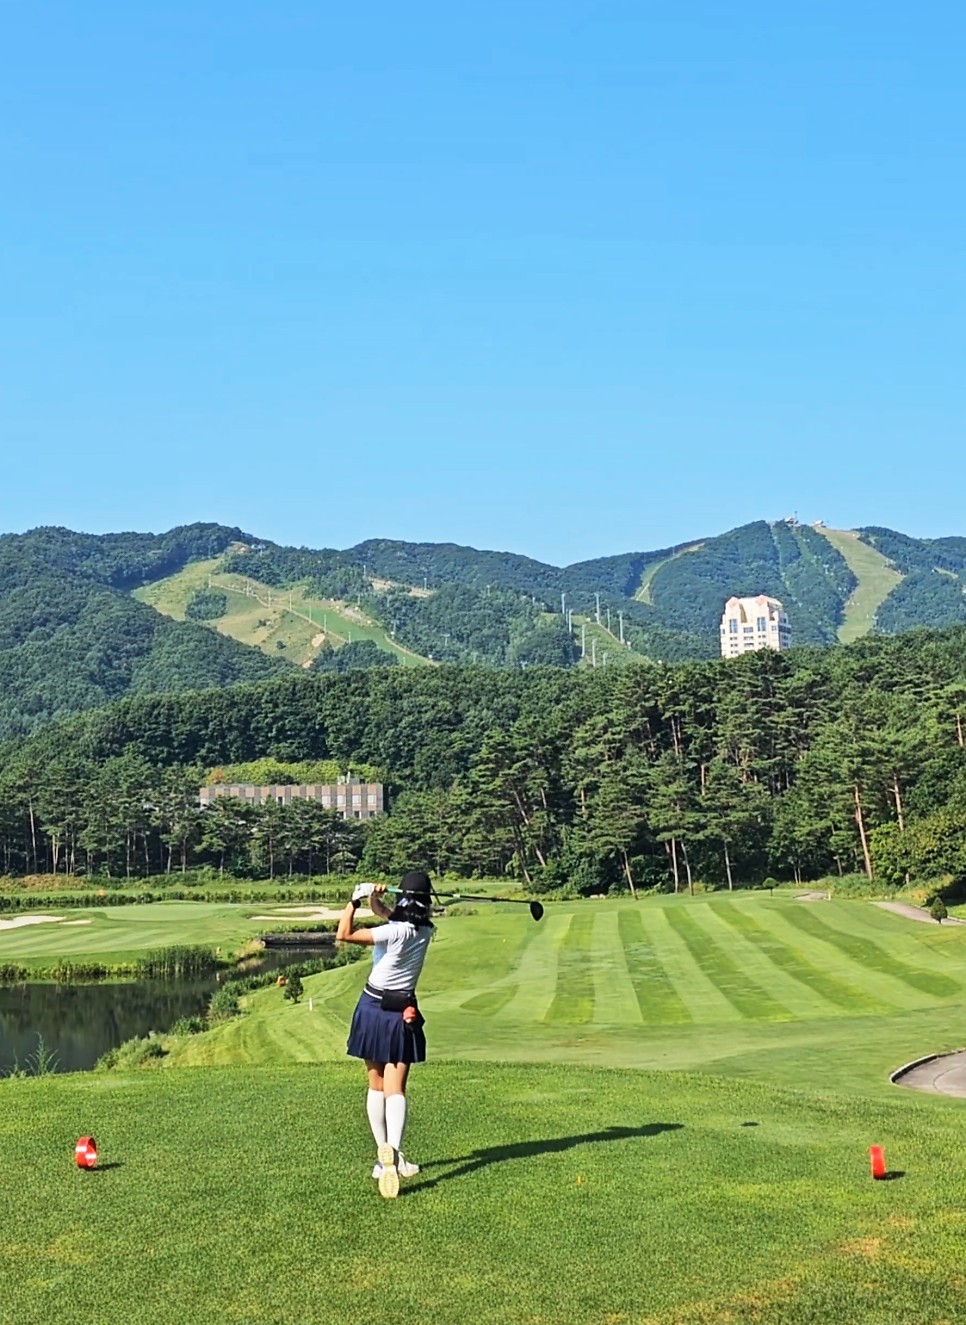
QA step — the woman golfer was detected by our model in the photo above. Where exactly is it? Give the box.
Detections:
[337,870,434,1199]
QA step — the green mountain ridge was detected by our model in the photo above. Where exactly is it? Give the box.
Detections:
[0,524,286,740]
[0,517,964,738]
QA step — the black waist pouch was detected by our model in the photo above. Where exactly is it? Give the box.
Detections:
[380,989,416,1013]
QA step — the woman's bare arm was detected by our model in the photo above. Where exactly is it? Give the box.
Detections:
[368,888,393,920]
[335,901,376,945]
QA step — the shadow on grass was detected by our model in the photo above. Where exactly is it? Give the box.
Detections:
[404,1123,683,1195]
[86,1162,124,1173]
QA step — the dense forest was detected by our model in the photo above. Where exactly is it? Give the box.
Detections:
[860,528,966,634]
[0,524,286,739]
[3,519,966,737]
[204,519,966,658]
[2,627,965,893]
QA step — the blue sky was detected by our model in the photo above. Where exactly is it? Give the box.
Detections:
[2,2,964,565]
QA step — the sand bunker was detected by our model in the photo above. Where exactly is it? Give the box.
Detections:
[251,906,368,923]
[0,914,91,932]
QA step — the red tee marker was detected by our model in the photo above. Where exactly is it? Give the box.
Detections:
[869,1145,886,1179]
[75,1137,98,1170]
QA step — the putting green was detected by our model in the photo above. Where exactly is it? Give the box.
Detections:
[0,901,325,966]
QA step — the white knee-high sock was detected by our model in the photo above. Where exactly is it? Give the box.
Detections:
[385,1093,408,1152]
[366,1089,386,1147]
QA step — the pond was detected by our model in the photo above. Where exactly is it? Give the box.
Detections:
[0,948,323,1075]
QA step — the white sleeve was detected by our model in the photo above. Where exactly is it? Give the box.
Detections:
[368,924,394,945]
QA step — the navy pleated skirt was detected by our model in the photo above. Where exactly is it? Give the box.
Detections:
[346,990,427,1064]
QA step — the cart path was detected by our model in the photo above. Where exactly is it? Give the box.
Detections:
[874,901,966,926]
[893,1051,966,1098]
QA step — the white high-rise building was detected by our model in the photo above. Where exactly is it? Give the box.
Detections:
[720,595,791,658]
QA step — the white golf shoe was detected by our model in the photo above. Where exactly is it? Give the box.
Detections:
[377,1143,399,1199]
[372,1152,420,1184]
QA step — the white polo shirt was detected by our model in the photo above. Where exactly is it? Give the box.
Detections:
[368,921,433,994]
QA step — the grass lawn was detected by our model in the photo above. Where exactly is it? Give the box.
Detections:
[4,893,966,1324]
[3,1060,966,1325]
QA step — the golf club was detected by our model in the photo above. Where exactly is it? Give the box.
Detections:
[383,884,544,922]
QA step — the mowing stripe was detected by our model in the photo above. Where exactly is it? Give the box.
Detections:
[713,904,888,1016]
[636,907,743,1023]
[614,909,691,1025]
[692,904,837,1019]
[588,911,645,1025]
[752,904,938,1009]
[460,984,521,1016]
[811,900,966,962]
[499,912,573,1023]
[663,905,788,1021]
[545,913,597,1024]
[787,904,961,1000]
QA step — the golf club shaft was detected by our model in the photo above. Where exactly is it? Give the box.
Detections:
[440,892,537,906]
[385,885,534,906]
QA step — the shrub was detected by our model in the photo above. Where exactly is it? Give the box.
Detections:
[283,971,304,1003]
[95,1034,166,1071]
[817,873,883,899]
[208,986,241,1021]
[185,588,229,620]
[168,1016,206,1037]
[930,896,949,923]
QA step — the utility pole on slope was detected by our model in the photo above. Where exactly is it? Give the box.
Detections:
[619,611,624,644]
[595,593,601,625]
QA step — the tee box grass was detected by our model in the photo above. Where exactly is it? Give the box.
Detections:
[3,893,966,1325]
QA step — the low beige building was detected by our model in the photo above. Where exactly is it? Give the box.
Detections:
[720,596,791,658]
[199,778,384,820]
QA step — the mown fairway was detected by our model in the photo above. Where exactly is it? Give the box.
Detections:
[167,894,966,1093]
[4,893,966,1325]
